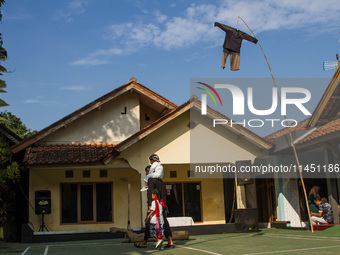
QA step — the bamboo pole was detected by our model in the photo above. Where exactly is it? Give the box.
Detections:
[237,16,314,232]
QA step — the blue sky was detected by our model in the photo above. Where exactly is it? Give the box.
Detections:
[1,0,340,136]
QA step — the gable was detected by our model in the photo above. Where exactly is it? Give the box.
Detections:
[119,109,265,169]
[265,67,340,151]
[11,78,177,153]
[116,99,272,166]
[190,109,267,164]
[40,93,140,145]
[120,110,190,165]
[308,66,340,128]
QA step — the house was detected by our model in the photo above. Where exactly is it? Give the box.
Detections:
[259,65,340,227]
[10,77,272,234]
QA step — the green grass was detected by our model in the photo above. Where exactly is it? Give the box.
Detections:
[2,228,340,254]
[318,225,340,236]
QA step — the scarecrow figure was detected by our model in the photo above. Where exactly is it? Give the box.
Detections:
[215,22,258,71]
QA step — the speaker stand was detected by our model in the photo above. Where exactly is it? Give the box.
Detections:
[39,214,48,232]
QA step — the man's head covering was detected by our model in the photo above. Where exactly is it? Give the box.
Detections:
[149,154,160,162]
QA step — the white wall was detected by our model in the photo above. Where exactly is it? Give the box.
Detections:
[41,93,140,145]
[276,178,302,227]
[190,112,263,164]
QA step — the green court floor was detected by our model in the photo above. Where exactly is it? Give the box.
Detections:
[2,227,340,255]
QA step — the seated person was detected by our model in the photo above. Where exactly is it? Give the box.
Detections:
[308,186,320,204]
[319,197,333,224]
[310,196,328,225]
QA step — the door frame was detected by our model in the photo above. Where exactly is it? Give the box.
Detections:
[164,181,203,222]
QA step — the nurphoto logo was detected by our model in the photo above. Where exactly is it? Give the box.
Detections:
[196,81,312,129]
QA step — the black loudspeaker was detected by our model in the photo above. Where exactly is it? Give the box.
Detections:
[35,190,51,215]
[236,160,254,185]
[234,208,258,232]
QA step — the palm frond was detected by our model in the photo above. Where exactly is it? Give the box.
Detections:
[0,79,6,89]
[0,99,8,107]
[0,65,7,73]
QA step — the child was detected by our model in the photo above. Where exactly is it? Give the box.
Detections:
[145,189,164,249]
[310,196,328,225]
[140,165,150,192]
[141,154,163,192]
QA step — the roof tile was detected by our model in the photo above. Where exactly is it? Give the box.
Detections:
[265,119,309,140]
[24,144,116,165]
[297,118,340,144]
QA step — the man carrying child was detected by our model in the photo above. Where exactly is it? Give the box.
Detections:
[134,154,174,249]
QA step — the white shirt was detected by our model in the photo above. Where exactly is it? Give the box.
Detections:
[147,161,164,179]
[150,200,164,224]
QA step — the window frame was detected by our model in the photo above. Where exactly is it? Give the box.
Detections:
[60,182,114,225]
[164,181,203,222]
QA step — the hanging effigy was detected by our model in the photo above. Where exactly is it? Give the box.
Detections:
[214,22,258,71]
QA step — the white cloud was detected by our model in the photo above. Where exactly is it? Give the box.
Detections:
[70,55,118,67]
[215,0,340,33]
[23,98,66,107]
[54,0,89,23]
[105,22,161,45]
[60,86,89,91]
[154,17,213,50]
[24,99,42,104]
[70,58,110,66]
[130,24,161,45]
[69,0,87,14]
[106,23,133,40]
[154,10,167,23]
[71,0,340,65]
[69,47,134,66]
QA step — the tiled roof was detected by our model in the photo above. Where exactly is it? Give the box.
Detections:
[265,117,340,145]
[297,118,340,144]
[24,144,116,165]
[265,119,309,140]
[0,124,22,145]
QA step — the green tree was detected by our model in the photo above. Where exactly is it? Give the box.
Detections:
[0,136,20,227]
[0,1,4,21]
[0,0,21,232]
[0,111,38,139]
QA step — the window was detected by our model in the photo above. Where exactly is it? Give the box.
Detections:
[65,170,73,178]
[83,170,91,178]
[80,184,93,221]
[61,183,113,224]
[170,171,177,178]
[96,183,112,222]
[61,183,77,223]
[165,182,202,222]
[100,170,108,178]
